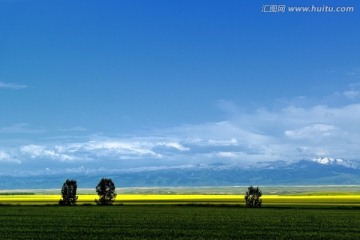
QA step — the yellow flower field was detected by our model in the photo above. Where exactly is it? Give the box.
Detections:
[1,194,360,206]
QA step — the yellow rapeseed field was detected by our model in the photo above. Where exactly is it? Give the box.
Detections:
[1,194,360,206]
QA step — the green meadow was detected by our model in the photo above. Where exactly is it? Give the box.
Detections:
[1,205,360,239]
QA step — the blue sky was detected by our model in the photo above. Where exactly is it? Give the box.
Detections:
[0,0,360,175]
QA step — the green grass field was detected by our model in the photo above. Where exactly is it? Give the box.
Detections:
[1,205,360,239]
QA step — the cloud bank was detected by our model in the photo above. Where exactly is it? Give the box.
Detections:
[2,89,360,175]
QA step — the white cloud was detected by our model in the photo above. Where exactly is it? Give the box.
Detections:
[0,151,10,160]
[20,145,76,161]
[0,81,27,89]
[15,139,190,164]
[156,142,189,151]
[216,152,239,158]
[82,141,161,158]
[165,103,360,161]
[0,150,20,164]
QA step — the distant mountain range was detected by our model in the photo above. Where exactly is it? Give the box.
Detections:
[1,158,360,189]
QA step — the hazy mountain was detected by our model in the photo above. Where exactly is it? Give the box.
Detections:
[1,158,360,189]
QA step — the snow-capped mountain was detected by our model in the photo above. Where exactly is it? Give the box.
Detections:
[313,157,360,169]
[1,158,360,189]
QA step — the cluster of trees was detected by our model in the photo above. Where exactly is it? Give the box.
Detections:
[60,179,262,208]
[59,178,117,206]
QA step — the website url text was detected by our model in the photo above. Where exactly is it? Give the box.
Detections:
[261,5,355,13]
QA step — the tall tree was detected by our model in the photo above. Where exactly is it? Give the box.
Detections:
[59,179,78,206]
[95,178,117,205]
[244,186,262,208]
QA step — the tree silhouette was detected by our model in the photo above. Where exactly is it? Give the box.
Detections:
[95,178,117,205]
[244,186,262,208]
[59,179,78,206]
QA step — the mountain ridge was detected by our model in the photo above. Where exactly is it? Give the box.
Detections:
[1,158,360,189]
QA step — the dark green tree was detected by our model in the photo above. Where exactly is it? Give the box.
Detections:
[95,178,117,205]
[244,185,262,208]
[59,179,78,206]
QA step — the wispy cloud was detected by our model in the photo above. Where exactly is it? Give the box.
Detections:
[57,127,87,132]
[0,81,27,90]
[156,142,189,151]
[341,83,360,100]
[347,68,360,76]
[0,123,45,134]
[285,124,338,140]
[343,90,360,99]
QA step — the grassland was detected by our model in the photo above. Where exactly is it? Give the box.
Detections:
[1,205,360,239]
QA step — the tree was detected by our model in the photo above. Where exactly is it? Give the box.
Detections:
[95,178,117,205]
[244,185,262,208]
[59,179,78,206]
